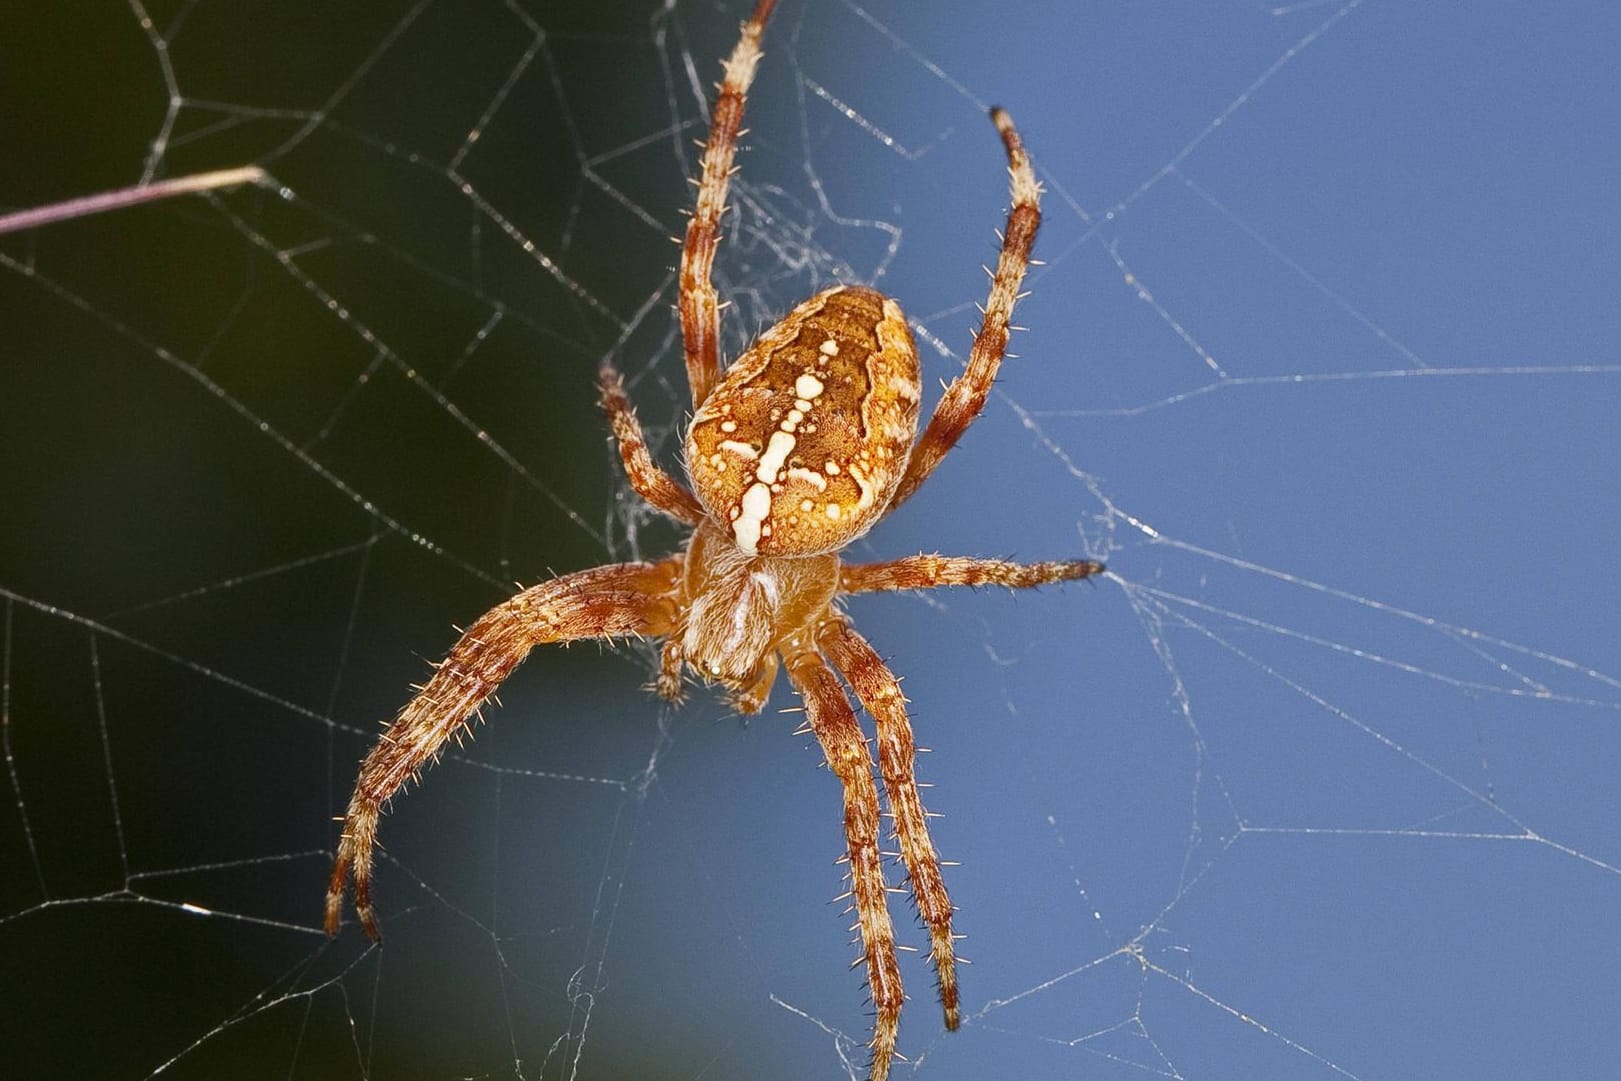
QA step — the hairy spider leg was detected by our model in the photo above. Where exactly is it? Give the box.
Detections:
[325,559,681,939]
[597,363,706,525]
[890,108,1044,511]
[824,554,1102,1038]
[820,618,960,1030]
[678,0,779,407]
[785,638,904,1081]
[841,553,1105,595]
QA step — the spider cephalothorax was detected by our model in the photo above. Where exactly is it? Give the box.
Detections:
[325,3,1104,1077]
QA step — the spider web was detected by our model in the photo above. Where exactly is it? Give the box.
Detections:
[3,0,1619,1077]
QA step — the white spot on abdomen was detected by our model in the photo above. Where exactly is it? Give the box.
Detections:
[726,366,830,554]
[732,482,773,553]
[787,467,827,491]
[756,430,796,483]
[848,460,877,512]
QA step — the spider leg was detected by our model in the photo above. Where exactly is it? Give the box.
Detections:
[654,637,687,703]
[597,363,705,525]
[841,553,1104,595]
[819,618,961,1032]
[678,0,778,407]
[890,108,1043,511]
[785,638,903,1081]
[326,558,682,940]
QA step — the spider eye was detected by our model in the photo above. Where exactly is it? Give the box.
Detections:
[686,285,921,556]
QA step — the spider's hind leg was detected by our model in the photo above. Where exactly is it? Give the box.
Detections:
[784,640,903,1081]
[821,618,962,1031]
[325,559,682,940]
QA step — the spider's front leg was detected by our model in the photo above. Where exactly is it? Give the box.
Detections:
[678,0,777,406]
[325,558,681,939]
[597,363,705,525]
[840,553,1104,594]
[890,107,1044,511]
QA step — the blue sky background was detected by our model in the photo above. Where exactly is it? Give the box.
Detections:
[2,1,1618,1078]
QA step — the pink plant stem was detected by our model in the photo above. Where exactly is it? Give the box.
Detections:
[0,166,266,236]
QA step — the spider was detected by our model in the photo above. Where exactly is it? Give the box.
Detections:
[324,1,1104,1076]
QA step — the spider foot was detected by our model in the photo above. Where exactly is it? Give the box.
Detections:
[326,801,384,941]
[931,928,960,1029]
[654,639,687,704]
[325,857,383,941]
[868,1005,900,1081]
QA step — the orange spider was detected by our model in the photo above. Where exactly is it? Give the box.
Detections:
[325,2,1103,1076]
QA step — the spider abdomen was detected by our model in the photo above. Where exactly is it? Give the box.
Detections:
[686,285,921,557]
